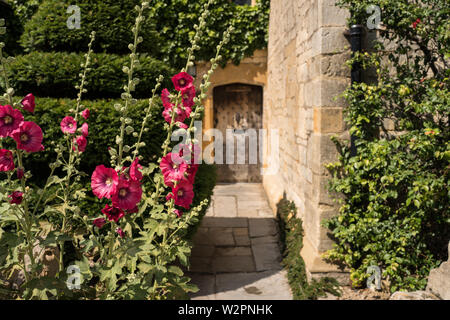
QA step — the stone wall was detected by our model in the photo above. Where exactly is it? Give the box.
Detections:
[263,0,351,281]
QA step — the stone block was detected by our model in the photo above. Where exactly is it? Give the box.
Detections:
[213,196,237,217]
[313,107,344,134]
[249,219,278,238]
[216,247,253,257]
[426,242,450,299]
[389,291,440,300]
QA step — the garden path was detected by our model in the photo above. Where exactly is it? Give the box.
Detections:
[187,183,292,300]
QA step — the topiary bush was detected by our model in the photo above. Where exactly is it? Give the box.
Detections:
[5,52,175,99]
[19,0,269,69]
[323,0,449,293]
[19,0,162,55]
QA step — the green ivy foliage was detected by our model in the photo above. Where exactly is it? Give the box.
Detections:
[18,0,269,68]
[0,1,23,55]
[277,195,341,300]
[4,52,175,99]
[323,0,450,292]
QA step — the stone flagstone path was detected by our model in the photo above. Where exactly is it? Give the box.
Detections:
[187,183,292,300]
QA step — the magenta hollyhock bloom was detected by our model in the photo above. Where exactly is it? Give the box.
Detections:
[16,168,24,179]
[0,149,14,172]
[21,94,35,113]
[166,181,194,209]
[8,191,23,205]
[172,72,193,91]
[116,228,125,238]
[160,153,188,186]
[91,165,119,199]
[127,206,139,214]
[93,217,106,229]
[412,18,421,28]
[178,143,201,165]
[162,106,187,125]
[0,105,24,138]
[74,135,87,153]
[81,108,90,119]
[60,116,77,134]
[181,85,195,110]
[111,178,143,210]
[129,158,143,182]
[161,88,173,108]
[101,204,125,223]
[81,122,89,137]
[12,121,44,153]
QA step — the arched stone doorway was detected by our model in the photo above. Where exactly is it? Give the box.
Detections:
[213,83,263,183]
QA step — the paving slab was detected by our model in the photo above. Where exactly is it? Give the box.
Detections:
[252,243,283,271]
[249,219,278,238]
[188,183,292,300]
[215,271,292,300]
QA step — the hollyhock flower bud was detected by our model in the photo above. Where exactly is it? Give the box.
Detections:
[0,149,14,172]
[101,204,125,222]
[0,105,24,138]
[11,121,44,153]
[73,135,87,153]
[8,191,23,204]
[174,209,183,218]
[93,217,106,229]
[21,94,35,113]
[81,122,89,137]
[412,18,421,29]
[60,116,77,134]
[16,168,24,179]
[116,228,125,238]
[171,72,193,91]
[81,108,90,119]
[129,158,143,182]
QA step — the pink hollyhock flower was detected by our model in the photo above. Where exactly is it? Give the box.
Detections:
[12,121,44,153]
[161,88,173,108]
[0,105,24,138]
[178,143,202,165]
[129,158,143,182]
[116,228,125,238]
[181,85,195,110]
[21,94,35,113]
[162,106,187,125]
[81,108,90,119]
[16,168,24,179]
[0,149,14,172]
[93,217,106,229]
[172,72,193,91]
[91,165,119,199]
[101,204,125,223]
[127,206,139,214]
[176,122,188,129]
[74,135,87,153]
[60,116,77,134]
[412,18,421,28]
[8,191,23,205]
[111,178,143,210]
[160,153,188,186]
[166,181,194,209]
[81,123,89,137]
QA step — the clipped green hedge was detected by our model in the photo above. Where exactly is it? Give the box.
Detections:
[19,0,270,69]
[16,97,166,182]
[19,0,162,55]
[5,52,175,99]
[0,1,23,55]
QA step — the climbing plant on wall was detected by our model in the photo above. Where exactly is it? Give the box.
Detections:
[323,0,449,292]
